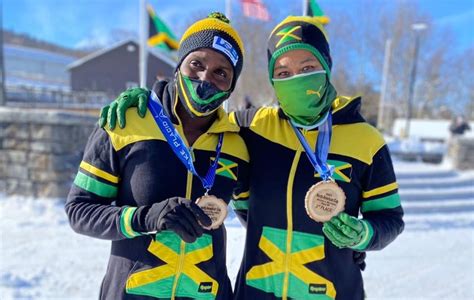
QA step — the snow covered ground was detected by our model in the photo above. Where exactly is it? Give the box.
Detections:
[1,161,473,299]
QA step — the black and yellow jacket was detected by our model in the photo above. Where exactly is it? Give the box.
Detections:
[230,96,404,300]
[65,81,250,300]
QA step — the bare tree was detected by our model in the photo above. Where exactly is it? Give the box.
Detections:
[324,0,469,129]
[231,16,275,110]
[449,47,474,119]
[178,1,472,123]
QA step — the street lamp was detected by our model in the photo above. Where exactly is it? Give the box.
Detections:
[0,2,6,106]
[405,22,428,138]
[377,39,392,132]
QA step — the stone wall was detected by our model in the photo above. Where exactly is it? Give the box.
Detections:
[0,107,97,198]
[448,137,474,170]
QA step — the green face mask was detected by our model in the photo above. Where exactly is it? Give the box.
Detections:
[273,70,335,126]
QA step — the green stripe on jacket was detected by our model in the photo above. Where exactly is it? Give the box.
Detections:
[74,171,118,198]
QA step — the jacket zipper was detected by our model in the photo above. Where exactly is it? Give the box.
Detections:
[170,117,193,300]
[170,170,194,299]
[170,121,212,299]
[282,144,302,300]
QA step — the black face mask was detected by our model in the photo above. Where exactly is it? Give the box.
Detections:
[194,79,224,100]
[176,71,230,117]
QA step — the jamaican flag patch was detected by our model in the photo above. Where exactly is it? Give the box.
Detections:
[211,157,238,181]
[314,159,352,183]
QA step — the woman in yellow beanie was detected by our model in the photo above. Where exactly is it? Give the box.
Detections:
[66,12,249,299]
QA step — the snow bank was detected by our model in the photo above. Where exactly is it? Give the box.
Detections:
[1,163,473,299]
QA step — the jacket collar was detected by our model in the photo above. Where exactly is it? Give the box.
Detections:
[207,107,240,134]
[331,95,366,125]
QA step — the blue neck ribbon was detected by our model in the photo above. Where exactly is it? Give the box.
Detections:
[148,91,223,192]
[290,112,334,181]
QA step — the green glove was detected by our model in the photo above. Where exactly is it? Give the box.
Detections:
[99,87,150,130]
[322,212,373,250]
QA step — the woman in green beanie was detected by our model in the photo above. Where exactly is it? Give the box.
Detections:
[231,16,404,300]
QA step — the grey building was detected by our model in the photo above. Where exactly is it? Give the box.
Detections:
[68,39,176,97]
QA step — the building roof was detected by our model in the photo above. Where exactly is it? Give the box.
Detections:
[5,44,76,64]
[67,39,177,70]
[5,76,70,91]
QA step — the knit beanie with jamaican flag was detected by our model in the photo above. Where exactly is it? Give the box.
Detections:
[267,16,332,80]
[176,12,244,92]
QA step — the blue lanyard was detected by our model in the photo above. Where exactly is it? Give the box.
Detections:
[148,91,223,192]
[290,113,334,181]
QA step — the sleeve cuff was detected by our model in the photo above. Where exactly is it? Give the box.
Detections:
[230,199,249,211]
[120,206,144,238]
[351,219,374,251]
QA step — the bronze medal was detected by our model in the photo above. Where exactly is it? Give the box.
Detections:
[305,180,346,223]
[196,195,228,230]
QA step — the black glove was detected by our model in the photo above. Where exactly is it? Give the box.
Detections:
[353,251,366,271]
[144,197,212,243]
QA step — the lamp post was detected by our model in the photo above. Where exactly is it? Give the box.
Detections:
[0,2,6,106]
[139,0,148,89]
[302,0,308,16]
[377,39,392,132]
[223,0,232,112]
[405,22,427,138]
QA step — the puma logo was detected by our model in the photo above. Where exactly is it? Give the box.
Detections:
[306,86,323,97]
[306,90,320,96]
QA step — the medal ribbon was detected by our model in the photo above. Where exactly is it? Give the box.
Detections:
[290,112,334,181]
[148,91,223,192]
